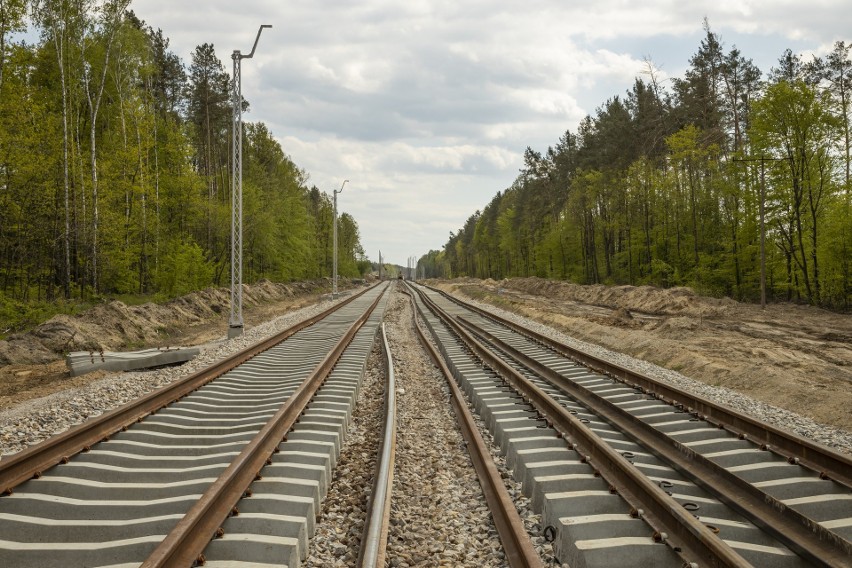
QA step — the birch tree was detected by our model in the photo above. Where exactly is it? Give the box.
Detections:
[82,0,129,292]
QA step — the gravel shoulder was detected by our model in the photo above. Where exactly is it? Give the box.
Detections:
[382,289,505,567]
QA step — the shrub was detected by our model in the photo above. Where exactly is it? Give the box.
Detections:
[154,238,214,298]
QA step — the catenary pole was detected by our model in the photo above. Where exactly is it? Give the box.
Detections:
[229,25,271,338]
[332,180,349,298]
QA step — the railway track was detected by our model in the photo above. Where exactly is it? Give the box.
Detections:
[2,277,847,567]
[357,322,396,568]
[400,285,543,568]
[0,283,391,567]
[0,281,554,568]
[408,282,852,568]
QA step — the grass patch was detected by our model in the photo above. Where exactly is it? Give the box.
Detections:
[0,293,98,339]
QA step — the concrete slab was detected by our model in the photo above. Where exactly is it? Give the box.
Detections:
[203,533,299,568]
[66,347,200,377]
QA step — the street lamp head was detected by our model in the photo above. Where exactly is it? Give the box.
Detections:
[243,24,273,60]
[336,179,349,195]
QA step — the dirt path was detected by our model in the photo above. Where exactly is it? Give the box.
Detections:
[432,278,852,433]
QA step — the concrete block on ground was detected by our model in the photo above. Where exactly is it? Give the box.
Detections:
[66,346,200,376]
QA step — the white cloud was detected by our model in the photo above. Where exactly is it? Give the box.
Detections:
[129,0,851,264]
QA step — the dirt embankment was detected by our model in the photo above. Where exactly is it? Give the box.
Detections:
[0,278,363,409]
[435,277,852,432]
[0,280,338,366]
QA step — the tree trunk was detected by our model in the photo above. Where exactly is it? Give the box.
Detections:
[135,106,148,293]
[84,2,126,292]
[688,165,700,266]
[51,17,72,299]
[74,108,87,295]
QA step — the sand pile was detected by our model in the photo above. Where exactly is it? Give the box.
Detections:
[499,277,736,318]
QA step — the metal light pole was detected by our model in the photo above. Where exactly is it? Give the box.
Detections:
[332,180,349,299]
[229,24,271,339]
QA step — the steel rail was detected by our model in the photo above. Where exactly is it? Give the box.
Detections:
[141,286,387,568]
[357,322,397,568]
[0,284,376,494]
[457,314,851,567]
[401,283,544,568]
[428,284,852,489]
[411,284,750,568]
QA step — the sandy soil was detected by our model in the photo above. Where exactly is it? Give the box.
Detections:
[431,277,852,433]
[0,280,349,411]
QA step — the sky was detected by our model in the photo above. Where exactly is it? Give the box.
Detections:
[129,0,851,267]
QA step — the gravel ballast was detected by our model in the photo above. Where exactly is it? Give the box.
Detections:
[307,287,566,567]
[381,290,506,567]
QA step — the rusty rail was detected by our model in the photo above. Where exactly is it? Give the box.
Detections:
[0,285,376,494]
[357,322,397,568]
[457,315,851,567]
[412,284,750,568]
[429,284,852,490]
[403,284,544,568]
[141,286,386,567]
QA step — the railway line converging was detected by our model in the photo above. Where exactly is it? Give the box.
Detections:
[0,281,850,567]
[406,282,852,568]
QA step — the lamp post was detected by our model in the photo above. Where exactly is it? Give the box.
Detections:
[229,25,271,339]
[332,179,349,298]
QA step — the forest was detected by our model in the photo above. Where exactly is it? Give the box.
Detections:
[0,0,369,330]
[422,25,852,310]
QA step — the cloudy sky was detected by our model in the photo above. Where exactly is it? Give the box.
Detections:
[131,0,849,266]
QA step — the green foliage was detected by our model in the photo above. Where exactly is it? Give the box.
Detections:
[0,6,368,312]
[0,290,89,337]
[154,238,214,298]
[356,259,373,276]
[650,259,675,287]
[436,27,851,309]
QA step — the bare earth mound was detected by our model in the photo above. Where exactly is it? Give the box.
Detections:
[435,277,852,433]
[0,279,346,409]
